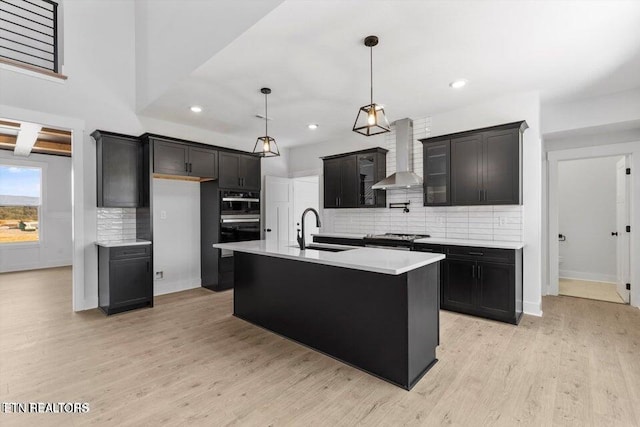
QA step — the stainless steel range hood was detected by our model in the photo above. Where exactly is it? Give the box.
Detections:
[372,118,423,190]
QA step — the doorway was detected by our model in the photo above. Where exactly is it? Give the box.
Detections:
[555,155,630,304]
[264,175,320,244]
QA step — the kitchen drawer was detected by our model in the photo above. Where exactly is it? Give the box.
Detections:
[412,243,444,253]
[446,246,514,263]
[110,245,151,260]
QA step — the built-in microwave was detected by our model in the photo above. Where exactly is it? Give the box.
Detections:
[220,190,260,216]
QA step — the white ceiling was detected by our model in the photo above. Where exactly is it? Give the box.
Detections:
[140,0,640,149]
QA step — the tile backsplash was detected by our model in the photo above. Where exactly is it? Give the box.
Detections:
[97,208,137,242]
[320,116,523,242]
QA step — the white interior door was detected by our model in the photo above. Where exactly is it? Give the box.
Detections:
[292,176,320,243]
[264,176,292,243]
[615,157,630,303]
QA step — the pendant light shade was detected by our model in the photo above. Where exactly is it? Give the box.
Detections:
[353,35,390,136]
[252,87,280,157]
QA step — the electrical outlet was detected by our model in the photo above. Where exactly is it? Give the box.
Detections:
[437,216,445,225]
[155,271,164,280]
[499,217,506,226]
[160,210,167,220]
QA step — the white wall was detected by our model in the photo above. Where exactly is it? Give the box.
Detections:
[134,0,283,111]
[558,157,620,282]
[0,151,72,272]
[0,1,288,310]
[542,88,640,135]
[152,179,201,296]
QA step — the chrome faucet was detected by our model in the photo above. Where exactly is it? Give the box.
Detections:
[297,208,321,250]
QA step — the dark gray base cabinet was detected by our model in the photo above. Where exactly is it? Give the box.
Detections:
[440,246,522,324]
[98,245,153,315]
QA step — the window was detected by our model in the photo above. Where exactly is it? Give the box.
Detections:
[0,165,42,244]
[0,0,60,74]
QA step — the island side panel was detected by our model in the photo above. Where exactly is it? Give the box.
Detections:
[233,252,410,388]
[406,263,439,388]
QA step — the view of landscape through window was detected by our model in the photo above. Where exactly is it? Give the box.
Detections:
[0,165,42,243]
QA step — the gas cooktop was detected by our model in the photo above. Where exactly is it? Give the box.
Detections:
[364,233,430,242]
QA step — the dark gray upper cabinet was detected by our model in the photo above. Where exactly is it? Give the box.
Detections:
[152,138,218,179]
[219,152,261,190]
[420,121,526,206]
[189,146,218,179]
[422,140,451,206]
[322,148,387,209]
[93,130,142,208]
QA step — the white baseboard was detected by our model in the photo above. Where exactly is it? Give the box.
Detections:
[523,300,543,317]
[154,278,201,296]
[559,270,616,284]
[0,260,72,273]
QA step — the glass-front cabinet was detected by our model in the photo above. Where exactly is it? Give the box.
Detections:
[358,154,376,206]
[423,140,451,206]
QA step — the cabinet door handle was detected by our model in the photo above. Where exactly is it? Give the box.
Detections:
[189,163,193,173]
[185,162,189,172]
[471,265,476,278]
[477,265,482,279]
[469,251,484,256]
[478,189,482,201]
[484,189,487,201]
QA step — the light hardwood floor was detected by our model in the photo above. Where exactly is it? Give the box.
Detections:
[559,278,625,304]
[1,267,639,426]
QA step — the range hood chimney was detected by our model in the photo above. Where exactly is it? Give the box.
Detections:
[371,118,423,190]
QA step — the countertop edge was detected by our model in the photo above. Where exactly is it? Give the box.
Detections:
[95,240,152,248]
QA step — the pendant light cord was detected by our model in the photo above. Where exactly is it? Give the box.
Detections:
[370,45,373,107]
[264,93,268,136]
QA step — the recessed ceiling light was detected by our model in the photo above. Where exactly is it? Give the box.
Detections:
[308,124,319,130]
[190,105,203,113]
[449,79,467,89]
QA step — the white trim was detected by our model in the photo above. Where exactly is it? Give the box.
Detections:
[547,141,640,308]
[0,104,87,312]
[154,279,201,296]
[523,301,543,317]
[0,62,67,84]
[559,271,617,284]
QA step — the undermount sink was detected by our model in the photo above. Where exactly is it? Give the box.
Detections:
[290,244,355,253]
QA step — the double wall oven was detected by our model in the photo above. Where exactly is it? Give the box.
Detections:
[219,190,260,257]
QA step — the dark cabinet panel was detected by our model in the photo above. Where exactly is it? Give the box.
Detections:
[239,155,261,190]
[440,247,522,324]
[154,140,189,176]
[323,158,342,208]
[442,258,476,312]
[110,257,152,308]
[322,148,387,208]
[94,131,142,208]
[189,147,218,179]
[423,140,450,206]
[98,245,153,315]
[340,156,358,208]
[219,152,241,188]
[451,134,482,205]
[483,129,520,204]
[219,152,261,190]
[477,261,515,319]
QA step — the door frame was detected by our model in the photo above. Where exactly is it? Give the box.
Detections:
[547,141,639,308]
[1,103,86,311]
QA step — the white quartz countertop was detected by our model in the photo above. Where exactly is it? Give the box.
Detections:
[95,239,152,248]
[414,237,524,250]
[212,240,444,275]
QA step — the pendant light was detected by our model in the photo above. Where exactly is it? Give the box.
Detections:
[353,35,390,136]
[252,87,280,157]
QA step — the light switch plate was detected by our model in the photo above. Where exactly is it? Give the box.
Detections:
[160,210,167,220]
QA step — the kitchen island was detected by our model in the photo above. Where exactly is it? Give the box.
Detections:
[212,240,445,390]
